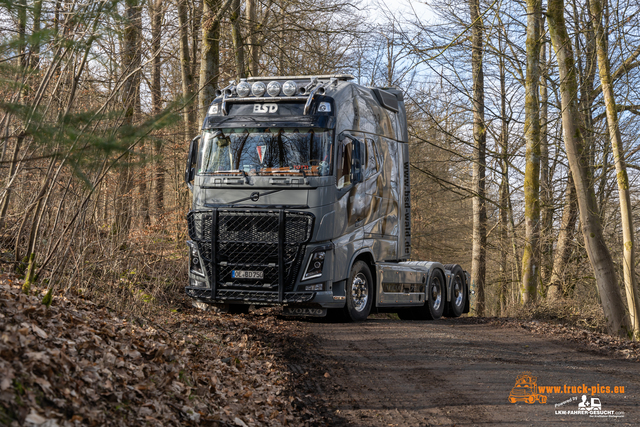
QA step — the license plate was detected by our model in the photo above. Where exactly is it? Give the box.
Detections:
[232,270,264,279]
[283,307,327,317]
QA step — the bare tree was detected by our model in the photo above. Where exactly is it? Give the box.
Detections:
[469,0,487,315]
[547,0,630,336]
[590,0,640,339]
[521,0,542,304]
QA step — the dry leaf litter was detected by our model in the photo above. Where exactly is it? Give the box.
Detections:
[0,273,319,426]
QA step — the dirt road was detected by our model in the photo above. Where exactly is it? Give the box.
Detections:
[282,317,640,426]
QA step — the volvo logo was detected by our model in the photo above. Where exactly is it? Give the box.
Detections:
[250,192,260,202]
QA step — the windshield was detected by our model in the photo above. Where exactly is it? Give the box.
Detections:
[198,128,333,176]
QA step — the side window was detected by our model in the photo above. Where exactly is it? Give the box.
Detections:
[336,141,352,189]
[365,138,379,179]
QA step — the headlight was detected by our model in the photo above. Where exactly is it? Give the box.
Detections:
[188,243,204,276]
[208,103,219,114]
[237,81,251,97]
[317,102,331,112]
[267,81,281,97]
[282,80,297,96]
[251,81,266,97]
[303,251,325,281]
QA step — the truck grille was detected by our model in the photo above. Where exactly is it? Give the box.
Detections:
[187,209,314,301]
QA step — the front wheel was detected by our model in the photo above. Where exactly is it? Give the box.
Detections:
[343,261,373,321]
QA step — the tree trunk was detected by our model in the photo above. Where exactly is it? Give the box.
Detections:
[231,0,246,81]
[31,0,43,69]
[521,0,542,304]
[151,0,164,218]
[278,6,286,73]
[548,174,578,299]
[199,0,222,124]
[245,0,259,76]
[198,0,234,123]
[498,29,509,315]
[177,0,196,139]
[539,32,554,287]
[114,0,142,237]
[547,0,630,336]
[590,0,640,339]
[469,0,486,316]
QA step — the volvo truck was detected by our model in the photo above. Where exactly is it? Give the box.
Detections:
[184,74,470,321]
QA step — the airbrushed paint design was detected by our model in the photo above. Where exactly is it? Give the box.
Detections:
[325,82,408,265]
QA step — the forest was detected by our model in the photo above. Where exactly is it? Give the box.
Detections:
[1,0,640,340]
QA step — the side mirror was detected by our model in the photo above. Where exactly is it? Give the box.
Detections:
[185,135,201,190]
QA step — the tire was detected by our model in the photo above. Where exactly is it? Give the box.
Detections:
[423,269,445,320]
[343,261,373,321]
[538,395,547,404]
[445,265,467,318]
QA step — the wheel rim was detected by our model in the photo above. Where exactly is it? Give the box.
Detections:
[351,272,369,312]
[431,277,442,311]
[453,276,464,308]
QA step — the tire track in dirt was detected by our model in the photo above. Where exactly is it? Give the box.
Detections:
[287,317,640,426]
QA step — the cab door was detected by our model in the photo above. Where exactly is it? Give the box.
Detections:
[336,133,366,231]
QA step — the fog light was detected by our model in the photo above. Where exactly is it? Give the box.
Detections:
[190,277,207,288]
[267,81,281,97]
[303,251,325,280]
[282,80,297,96]
[251,81,266,97]
[237,81,251,97]
[305,283,323,291]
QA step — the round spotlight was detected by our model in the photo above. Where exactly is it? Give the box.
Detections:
[267,81,281,97]
[282,80,297,96]
[236,81,251,97]
[251,81,266,97]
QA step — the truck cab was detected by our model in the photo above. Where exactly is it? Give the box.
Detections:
[184,75,469,320]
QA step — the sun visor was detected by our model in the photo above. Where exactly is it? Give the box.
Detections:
[371,88,399,113]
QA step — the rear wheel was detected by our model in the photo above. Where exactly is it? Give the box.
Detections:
[424,269,445,320]
[445,264,467,318]
[405,269,445,321]
[343,261,373,321]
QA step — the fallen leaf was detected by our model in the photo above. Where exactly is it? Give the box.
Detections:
[24,411,47,425]
[32,325,48,339]
[234,416,249,427]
